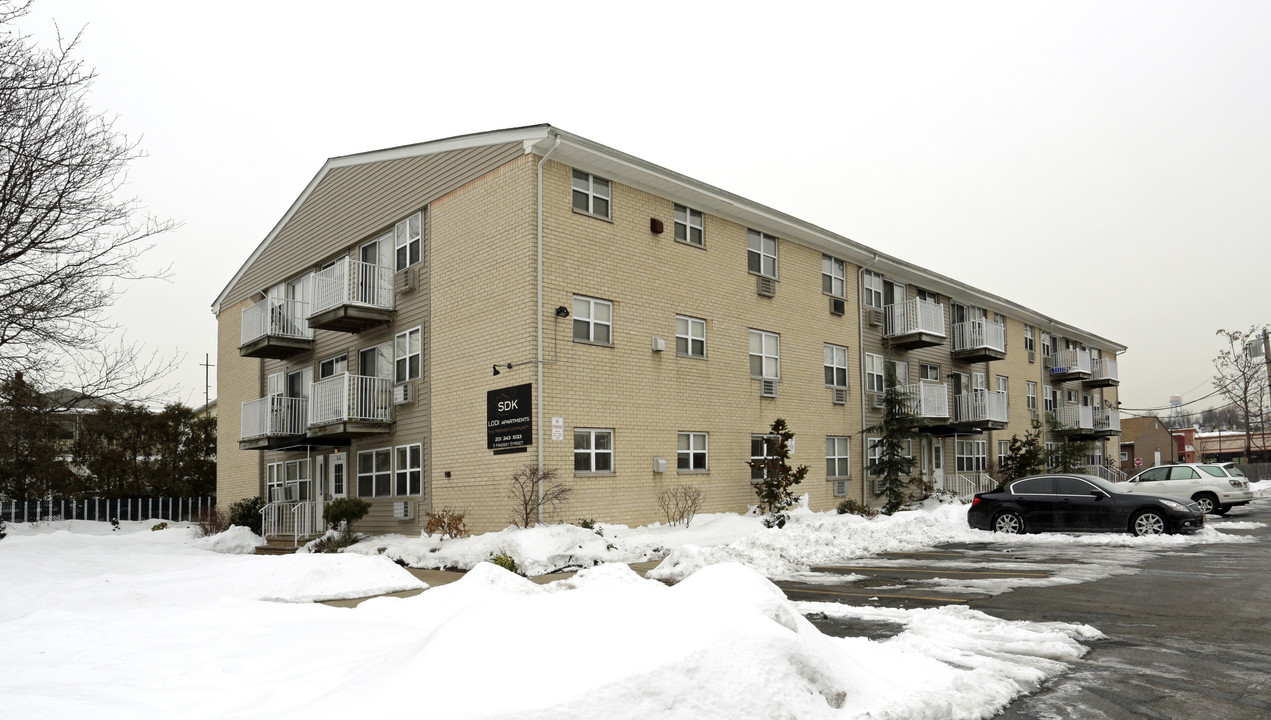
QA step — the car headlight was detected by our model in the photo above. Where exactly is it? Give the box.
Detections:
[1158,499,1188,512]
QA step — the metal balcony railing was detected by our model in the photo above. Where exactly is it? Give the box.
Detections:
[1094,408,1121,432]
[309,257,394,318]
[240,396,308,440]
[951,320,1006,354]
[308,373,393,427]
[939,472,998,500]
[905,382,949,418]
[884,299,946,338]
[241,298,312,345]
[954,390,1009,424]
[1054,405,1094,430]
[1091,357,1119,383]
[1048,349,1092,376]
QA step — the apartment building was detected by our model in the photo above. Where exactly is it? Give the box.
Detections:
[212,124,1124,536]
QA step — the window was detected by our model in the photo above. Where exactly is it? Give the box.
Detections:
[287,367,312,399]
[1067,390,1078,404]
[1169,466,1200,480]
[675,315,705,357]
[359,343,392,380]
[1138,467,1168,482]
[1041,332,1052,357]
[1120,451,1129,462]
[357,448,391,498]
[885,359,908,388]
[574,429,613,473]
[1012,477,1053,494]
[750,434,777,481]
[749,330,780,379]
[1026,381,1038,410]
[862,271,883,308]
[571,169,610,218]
[994,313,1007,342]
[1043,385,1055,413]
[824,344,848,387]
[747,229,777,277]
[361,233,390,266]
[395,444,422,496]
[916,288,939,303]
[319,354,347,379]
[920,363,941,382]
[674,204,703,246]
[865,352,884,393]
[821,255,845,297]
[996,375,1008,396]
[573,296,613,345]
[956,439,987,472]
[677,432,708,471]
[266,460,311,502]
[395,327,421,382]
[998,440,1010,468]
[1024,325,1035,352]
[865,437,882,476]
[826,436,851,478]
[394,211,422,271]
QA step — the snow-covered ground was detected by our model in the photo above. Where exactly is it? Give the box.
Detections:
[0,494,1261,718]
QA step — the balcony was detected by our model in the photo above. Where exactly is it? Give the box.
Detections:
[953,390,1008,430]
[239,396,308,450]
[1092,408,1120,436]
[905,382,949,419]
[307,373,394,438]
[307,258,395,333]
[951,320,1006,362]
[884,299,946,350]
[1052,405,1094,433]
[1047,349,1092,381]
[1084,357,1119,388]
[239,298,313,359]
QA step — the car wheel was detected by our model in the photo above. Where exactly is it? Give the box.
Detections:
[993,511,1024,534]
[1215,505,1231,516]
[1132,510,1168,536]
[1192,493,1218,515]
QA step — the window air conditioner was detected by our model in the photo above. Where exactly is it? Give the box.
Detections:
[756,275,776,297]
[1027,350,1035,363]
[651,336,665,352]
[872,393,886,409]
[761,379,778,398]
[829,297,846,316]
[393,382,414,405]
[394,267,416,293]
[393,501,414,520]
[869,309,884,327]
[833,479,848,497]
[833,387,848,405]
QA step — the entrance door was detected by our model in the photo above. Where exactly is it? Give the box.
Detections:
[329,453,347,499]
[932,442,945,489]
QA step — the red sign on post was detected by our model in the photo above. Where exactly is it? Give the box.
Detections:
[1134,457,1143,467]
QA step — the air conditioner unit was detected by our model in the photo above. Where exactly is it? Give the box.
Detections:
[872,393,886,409]
[829,297,846,316]
[1044,355,1054,369]
[832,387,848,405]
[868,309,884,327]
[833,479,848,497]
[756,275,776,297]
[393,501,413,520]
[393,382,414,405]
[651,336,665,352]
[1027,350,1035,363]
[761,379,778,398]
[394,267,416,293]
[652,457,667,473]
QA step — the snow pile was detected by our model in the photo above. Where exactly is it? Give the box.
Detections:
[192,524,267,553]
[1250,478,1271,497]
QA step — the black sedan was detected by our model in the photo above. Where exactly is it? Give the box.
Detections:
[967,474,1204,536]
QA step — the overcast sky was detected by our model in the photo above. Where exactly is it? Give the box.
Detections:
[16,0,1270,413]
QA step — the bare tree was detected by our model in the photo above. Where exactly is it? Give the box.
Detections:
[1213,327,1271,462]
[507,464,572,528]
[656,484,704,527]
[0,2,177,401]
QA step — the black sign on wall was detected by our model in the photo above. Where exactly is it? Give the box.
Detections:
[487,383,533,451]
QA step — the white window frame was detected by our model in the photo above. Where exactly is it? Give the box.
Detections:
[998,440,1010,468]
[886,359,909,388]
[359,342,393,380]
[747,229,778,278]
[394,443,422,497]
[862,271,883,308]
[574,428,614,474]
[1041,332,1052,357]
[394,211,422,271]
[749,329,780,380]
[996,375,1009,398]
[573,295,613,345]
[865,352,885,393]
[571,169,610,219]
[750,434,778,481]
[356,447,392,498]
[675,315,705,357]
[920,363,941,382]
[319,353,347,380]
[1024,325,1035,352]
[821,255,846,297]
[866,437,883,477]
[395,327,421,383]
[956,439,988,473]
[824,343,849,388]
[1026,381,1038,410]
[674,204,703,247]
[677,431,708,472]
[826,436,851,479]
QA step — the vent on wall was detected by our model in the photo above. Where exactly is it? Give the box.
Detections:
[395,268,416,293]
[761,379,778,398]
[868,309,883,327]
[829,297,846,316]
[832,479,848,497]
[832,387,848,405]
[756,276,776,297]
[1028,350,1036,363]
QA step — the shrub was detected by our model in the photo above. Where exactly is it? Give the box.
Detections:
[424,508,470,540]
[657,485,704,527]
[0,517,6,540]
[748,419,809,529]
[835,498,879,518]
[508,464,572,527]
[227,496,264,535]
[190,507,228,538]
[489,550,520,575]
[150,521,169,531]
[310,525,361,554]
[323,497,372,530]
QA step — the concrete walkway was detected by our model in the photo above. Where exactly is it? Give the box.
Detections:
[321,560,664,608]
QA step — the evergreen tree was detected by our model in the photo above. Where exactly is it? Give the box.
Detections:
[747,418,808,529]
[0,373,72,500]
[863,366,924,514]
[1044,416,1095,472]
[999,418,1045,482]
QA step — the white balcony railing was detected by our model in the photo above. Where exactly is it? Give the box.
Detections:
[309,257,395,318]
[954,390,1009,424]
[308,373,393,427]
[905,382,949,418]
[884,299,946,338]
[240,298,312,345]
[240,396,308,440]
[951,320,1006,354]
[939,472,998,500]
[1055,405,1094,430]
[1048,349,1092,376]
[260,500,325,546]
[1094,408,1121,432]
[1082,464,1128,483]
[1092,357,1119,383]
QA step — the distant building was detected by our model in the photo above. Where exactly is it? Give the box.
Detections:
[1195,429,1271,463]
[1119,416,1176,473]
[1171,427,1198,463]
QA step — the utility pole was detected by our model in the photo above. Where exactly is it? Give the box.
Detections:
[199,353,214,413]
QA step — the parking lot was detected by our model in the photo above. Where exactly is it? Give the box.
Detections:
[783,497,1271,719]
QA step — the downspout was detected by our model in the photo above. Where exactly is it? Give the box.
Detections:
[858,254,880,506]
[536,135,561,524]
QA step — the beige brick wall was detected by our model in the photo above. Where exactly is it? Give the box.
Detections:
[215,298,262,507]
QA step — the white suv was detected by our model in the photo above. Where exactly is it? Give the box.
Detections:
[1122,463,1254,515]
